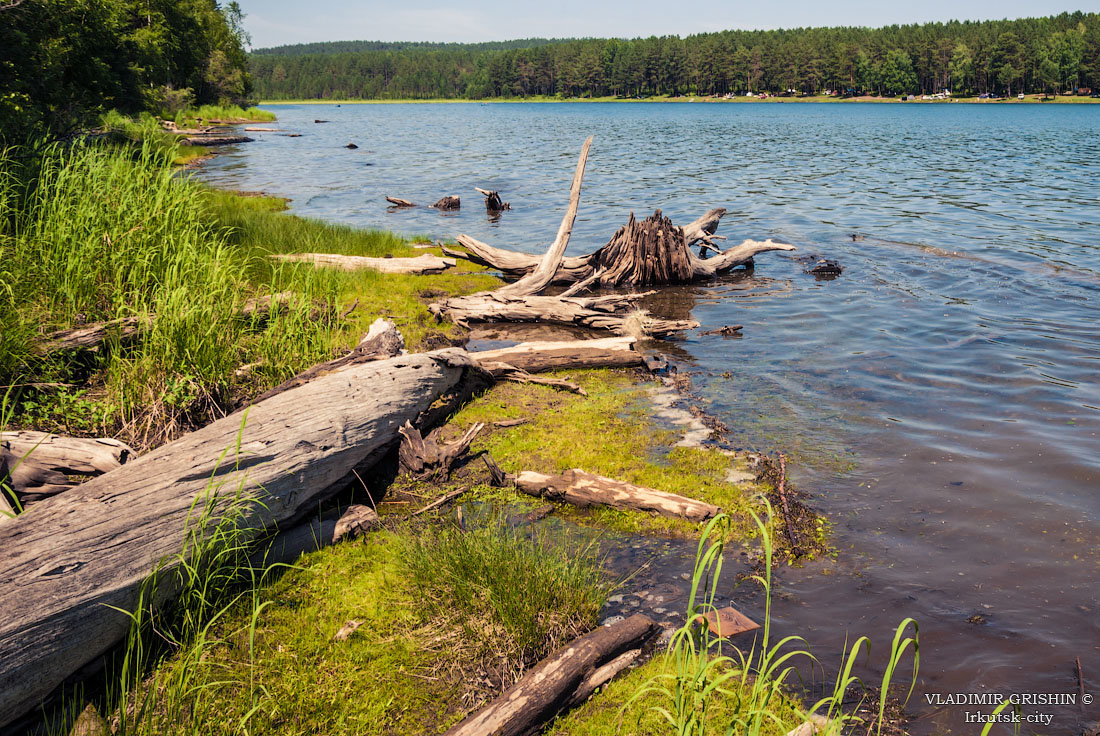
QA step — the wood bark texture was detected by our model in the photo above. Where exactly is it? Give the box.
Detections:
[443,613,658,736]
[270,252,456,274]
[397,420,484,480]
[253,504,380,568]
[514,468,720,522]
[470,336,642,373]
[385,196,415,207]
[0,432,135,504]
[431,196,460,210]
[475,187,510,212]
[0,349,480,729]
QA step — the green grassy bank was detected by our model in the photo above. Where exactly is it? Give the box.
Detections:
[3,127,915,736]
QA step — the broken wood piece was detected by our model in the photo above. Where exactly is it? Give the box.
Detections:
[565,648,642,708]
[411,487,467,517]
[475,187,510,212]
[239,291,293,322]
[472,336,641,373]
[250,318,406,404]
[256,504,380,568]
[68,703,108,736]
[493,418,530,428]
[478,361,586,395]
[37,317,146,355]
[398,421,484,480]
[701,324,743,336]
[271,252,456,275]
[0,349,481,729]
[431,196,460,210]
[513,469,720,522]
[181,135,253,146]
[1,432,136,504]
[444,613,658,736]
[386,196,416,207]
[694,606,761,639]
[242,127,279,132]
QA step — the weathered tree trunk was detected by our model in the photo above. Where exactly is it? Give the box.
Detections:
[397,420,484,480]
[0,432,135,505]
[431,196,460,210]
[444,613,658,736]
[512,468,720,522]
[430,291,697,336]
[470,336,643,373]
[385,196,415,208]
[475,187,510,212]
[591,210,695,287]
[270,252,456,274]
[0,349,482,729]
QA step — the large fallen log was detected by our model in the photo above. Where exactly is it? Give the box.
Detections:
[0,349,482,729]
[444,613,658,736]
[431,291,697,337]
[271,252,456,275]
[512,468,720,522]
[0,432,135,505]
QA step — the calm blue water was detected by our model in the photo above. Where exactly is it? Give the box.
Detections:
[199,103,1100,734]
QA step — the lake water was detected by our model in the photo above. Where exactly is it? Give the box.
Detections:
[198,102,1100,734]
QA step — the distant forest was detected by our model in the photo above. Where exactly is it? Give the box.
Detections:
[249,12,1100,99]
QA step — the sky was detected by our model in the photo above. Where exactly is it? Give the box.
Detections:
[236,0,1100,49]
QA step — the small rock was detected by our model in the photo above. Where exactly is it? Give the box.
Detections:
[725,468,756,484]
[654,607,667,614]
[601,615,625,627]
[345,142,358,149]
[607,594,624,604]
[333,619,364,642]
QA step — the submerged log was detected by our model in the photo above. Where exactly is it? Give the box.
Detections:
[444,613,658,736]
[271,252,456,274]
[0,349,482,729]
[385,196,416,207]
[475,187,510,212]
[431,196,461,210]
[512,469,720,522]
[0,432,135,505]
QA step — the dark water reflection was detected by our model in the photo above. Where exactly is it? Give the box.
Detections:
[198,103,1099,734]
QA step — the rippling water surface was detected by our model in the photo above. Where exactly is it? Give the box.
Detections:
[199,103,1100,734]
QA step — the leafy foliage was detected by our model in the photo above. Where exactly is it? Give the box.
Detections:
[249,12,1100,100]
[0,0,254,141]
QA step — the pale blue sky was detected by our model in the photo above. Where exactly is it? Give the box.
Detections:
[238,0,1099,49]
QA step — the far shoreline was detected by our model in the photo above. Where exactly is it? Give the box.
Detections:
[259,94,1100,105]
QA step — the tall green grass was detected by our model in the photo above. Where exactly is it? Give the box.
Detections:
[628,503,919,735]
[403,518,611,663]
[0,141,343,446]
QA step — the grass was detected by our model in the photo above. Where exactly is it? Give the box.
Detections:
[434,369,830,555]
[0,137,495,449]
[47,515,611,736]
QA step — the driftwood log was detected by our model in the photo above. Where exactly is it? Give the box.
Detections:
[0,349,483,729]
[475,187,510,212]
[444,613,658,736]
[511,468,720,522]
[470,336,642,373]
[397,420,484,480]
[251,318,405,404]
[386,196,416,207]
[432,196,460,210]
[430,136,791,337]
[37,292,292,357]
[1,432,135,506]
[271,252,456,275]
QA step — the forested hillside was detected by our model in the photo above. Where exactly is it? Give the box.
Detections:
[250,12,1100,99]
[0,0,253,140]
